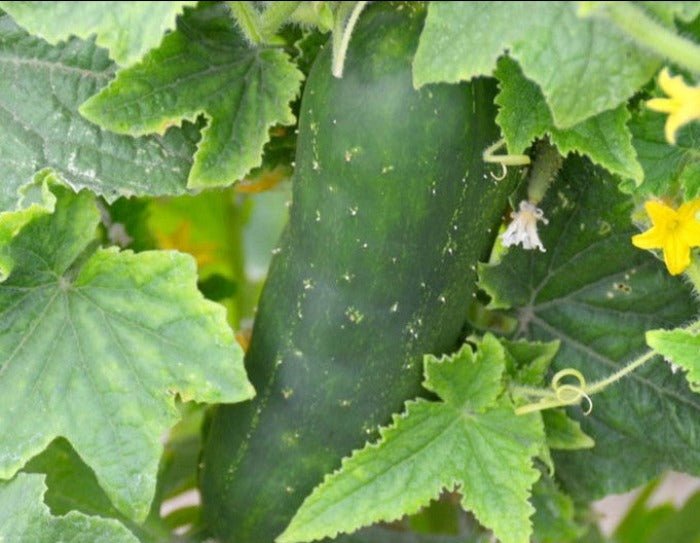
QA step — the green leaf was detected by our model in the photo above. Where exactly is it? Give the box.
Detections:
[541,410,595,451]
[335,525,487,543]
[680,161,700,200]
[408,499,460,536]
[500,337,559,386]
[24,438,124,520]
[156,403,206,503]
[531,475,585,543]
[479,156,700,500]
[495,57,643,182]
[24,438,170,542]
[647,328,700,392]
[278,335,545,543]
[615,481,700,543]
[0,1,197,66]
[80,2,303,189]
[0,183,254,521]
[614,480,675,543]
[413,2,659,128]
[642,490,700,543]
[0,11,199,213]
[0,473,137,543]
[0,171,58,281]
[627,108,700,198]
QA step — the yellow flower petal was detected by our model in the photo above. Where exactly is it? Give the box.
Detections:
[662,234,691,275]
[646,97,677,114]
[633,198,700,275]
[678,199,700,247]
[680,220,700,247]
[665,112,685,144]
[658,68,688,97]
[647,68,700,145]
[632,228,665,249]
[644,200,676,226]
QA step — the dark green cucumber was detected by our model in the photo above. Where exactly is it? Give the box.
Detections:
[201,4,515,541]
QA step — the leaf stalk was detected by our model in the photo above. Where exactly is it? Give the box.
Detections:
[580,1,700,74]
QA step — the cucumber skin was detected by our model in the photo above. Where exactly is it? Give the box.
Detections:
[201,4,515,542]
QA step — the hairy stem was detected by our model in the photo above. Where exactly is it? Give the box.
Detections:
[228,1,264,46]
[585,350,656,395]
[332,1,369,78]
[582,1,700,74]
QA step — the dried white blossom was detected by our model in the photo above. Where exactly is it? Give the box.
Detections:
[501,200,548,252]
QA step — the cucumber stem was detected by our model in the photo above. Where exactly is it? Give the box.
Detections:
[580,1,700,74]
[332,1,369,78]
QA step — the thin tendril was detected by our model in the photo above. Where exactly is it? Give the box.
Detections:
[512,319,700,416]
[332,1,368,78]
[490,163,508,181]
[482,138,532,166]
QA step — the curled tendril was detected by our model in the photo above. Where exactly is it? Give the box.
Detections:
[513,367,593,416]
[512,323,700,417]
[551,369,593,415]
[490,162,508,181]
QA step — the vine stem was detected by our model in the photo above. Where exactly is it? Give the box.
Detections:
[581,1,700,74]
[332,1,369,78]
[585,350,656,395]
[509,385,554,398]
[512,318,700,415]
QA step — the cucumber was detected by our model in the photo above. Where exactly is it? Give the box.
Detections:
[200,3,515,541]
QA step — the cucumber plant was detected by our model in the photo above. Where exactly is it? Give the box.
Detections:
[0,2,699,543]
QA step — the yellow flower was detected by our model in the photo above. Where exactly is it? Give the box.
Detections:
[632,199,700,275]
[646,68,700,145]
[155,221,218,268]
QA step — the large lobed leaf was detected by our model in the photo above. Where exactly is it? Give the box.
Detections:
[0,472,137,543]
[0,1,196,66]
[413,2,660,128]
[279,335,545,543]
[479,156,700,500]
[0,183,254,521]
[80,2,304,189]
[0,10,199,212]
[494,57,642,183]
